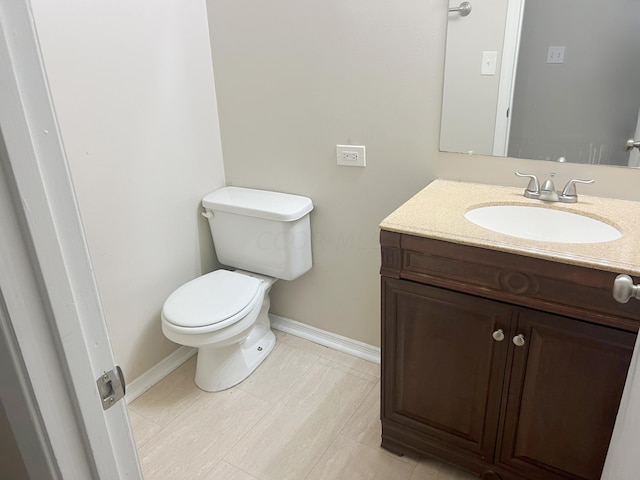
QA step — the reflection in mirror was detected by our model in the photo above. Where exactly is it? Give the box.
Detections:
[440,0,640,167]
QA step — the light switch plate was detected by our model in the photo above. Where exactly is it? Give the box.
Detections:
[481,51,498,75]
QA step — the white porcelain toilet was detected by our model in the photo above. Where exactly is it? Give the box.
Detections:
[161,186,313,392]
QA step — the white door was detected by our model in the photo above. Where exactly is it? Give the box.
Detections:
[602,334,640,479]
[0,1,142,478]
[492,0,525,156]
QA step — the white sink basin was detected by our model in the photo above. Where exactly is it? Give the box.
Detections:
[464,205,621,244]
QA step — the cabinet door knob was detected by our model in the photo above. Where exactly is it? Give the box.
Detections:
[512,334,526,347]
[613,274,640,303]
[492,329,505,342]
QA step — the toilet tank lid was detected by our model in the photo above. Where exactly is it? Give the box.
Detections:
[202,187,313,221]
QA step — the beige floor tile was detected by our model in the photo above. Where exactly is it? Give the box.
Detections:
[340,380,382,448]
[237,340,319,404]
[306,434,415,480]
[273,330,331,357]
[434,461,477,480]
[133,335,476,480]
[319,357,380,384]
[204,461,260,480]
[128,357,203,426]
[224,361,376,480]
[409,457,477,480]
[340,381,417,467]
[128,409,163,448]
[275,329,380,380]
[318,347,380,379]
[137,388,271,479]
[409,460,438,480]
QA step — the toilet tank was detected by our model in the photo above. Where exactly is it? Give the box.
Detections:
[202,187,313,281]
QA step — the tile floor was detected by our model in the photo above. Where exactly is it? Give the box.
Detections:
[128,331,477,480]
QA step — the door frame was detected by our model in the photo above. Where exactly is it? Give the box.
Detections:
[492,0,525,156]
[0,1,141,478]
[628,108,640,167]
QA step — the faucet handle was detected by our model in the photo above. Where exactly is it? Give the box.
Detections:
[559,178,594,203]
[515,172,540,197]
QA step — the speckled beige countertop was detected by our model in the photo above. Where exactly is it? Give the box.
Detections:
[380,179,640,276]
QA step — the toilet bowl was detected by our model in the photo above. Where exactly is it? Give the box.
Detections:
[161,186,313,392]
[162,269,277,392]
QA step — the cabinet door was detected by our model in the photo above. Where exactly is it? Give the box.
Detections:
[382,278,512,462]
[498,309,635,480]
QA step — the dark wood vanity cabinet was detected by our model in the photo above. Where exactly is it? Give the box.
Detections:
[380,231,639,480]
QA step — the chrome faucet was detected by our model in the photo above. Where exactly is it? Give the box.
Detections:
[515,172,594,203]
[539,174,559,202]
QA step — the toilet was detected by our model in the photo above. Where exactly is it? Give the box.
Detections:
[161,186,313,392]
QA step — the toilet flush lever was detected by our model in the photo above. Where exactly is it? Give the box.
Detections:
[201,210,214,219]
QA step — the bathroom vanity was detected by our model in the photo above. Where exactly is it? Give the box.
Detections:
[379,180,640,480]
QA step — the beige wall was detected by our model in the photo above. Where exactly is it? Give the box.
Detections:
[206,0,439,346]
[206,0,640,348]
[31,0,226,380]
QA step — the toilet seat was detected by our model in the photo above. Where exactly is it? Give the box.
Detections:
[162,270,262,334]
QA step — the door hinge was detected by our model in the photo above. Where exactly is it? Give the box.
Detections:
[96,366,126,410]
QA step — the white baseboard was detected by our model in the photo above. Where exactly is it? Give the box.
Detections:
[125,345,196,404]
[269,314,381,364]
[126,317,380,404]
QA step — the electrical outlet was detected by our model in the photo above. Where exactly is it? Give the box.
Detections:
[546,46,565,64]
[336,145,366,167]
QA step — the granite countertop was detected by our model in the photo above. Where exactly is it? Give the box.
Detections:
[380,179,640,276]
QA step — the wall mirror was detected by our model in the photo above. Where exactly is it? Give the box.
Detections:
[440,0,640,167]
